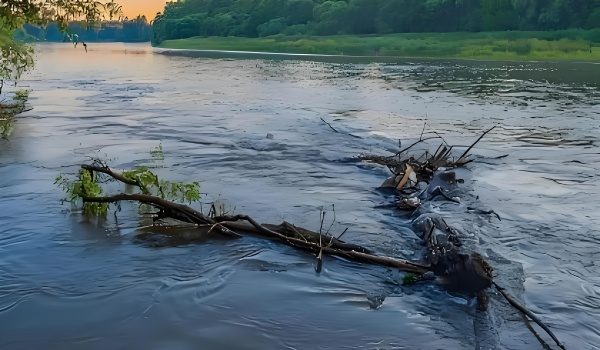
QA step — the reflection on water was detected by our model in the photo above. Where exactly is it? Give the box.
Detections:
[0,43,599,349]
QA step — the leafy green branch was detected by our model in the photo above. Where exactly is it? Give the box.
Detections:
[56,155,201,217]
[0,89,30,139]
[55,168,109,215]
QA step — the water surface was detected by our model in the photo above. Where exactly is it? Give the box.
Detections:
[1,43,599,349]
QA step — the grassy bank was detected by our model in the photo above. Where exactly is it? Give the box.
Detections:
[158,30,600,61]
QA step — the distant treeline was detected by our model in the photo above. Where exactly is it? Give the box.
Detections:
[23,16,152,43]
[152,0,600,43]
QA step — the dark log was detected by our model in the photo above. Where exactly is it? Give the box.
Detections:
[82,192,429,275]
[221,221,428,273]
[83,193,211,223]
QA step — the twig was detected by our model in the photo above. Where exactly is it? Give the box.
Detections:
[320,117,339,133]
[457,126,496,163]
[337,227,349,240]
[493,282,565,349]
[433,143,444,160]
[283,222,309,242]
[325,204,336,235]
[419,121,427,140]
[432,131,450,147]
[319,209,326,236]
[541,177,586,185]
[208,223,242,238]
[325,234,336,248]
[315,248,323,273]
[389,136,444,158]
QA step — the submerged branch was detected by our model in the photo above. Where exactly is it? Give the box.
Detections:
[83,193,213,225]
[83,193,430,274]
[493,282,565,349]
[320,117,339,133]
[217,218,429,274]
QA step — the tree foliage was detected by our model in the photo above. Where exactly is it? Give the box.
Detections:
[0,89,29,139]
[55,167,110,216]
[1,0,121,30]
[22,15,152,43]
[152,0,600,44]
[55,155,201,217]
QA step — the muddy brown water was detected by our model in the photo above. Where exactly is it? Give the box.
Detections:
[1,43,599,349]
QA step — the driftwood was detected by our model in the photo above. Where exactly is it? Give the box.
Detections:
[81,164,496,312]
[75,124,563,349]
[361,125,497,187]
[80,161,497,285]
[359,126,564,349]
[81,164,429,275]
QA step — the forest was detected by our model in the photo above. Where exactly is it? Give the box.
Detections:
[152,0,600,43]
[19,16,152,43]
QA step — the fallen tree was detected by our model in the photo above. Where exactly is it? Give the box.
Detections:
[56,127,564,349]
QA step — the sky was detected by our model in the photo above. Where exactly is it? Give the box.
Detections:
[120,0,167,20]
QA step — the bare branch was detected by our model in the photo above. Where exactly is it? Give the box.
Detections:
[457,126,497,163]
[320,117,339,133]
[494,282,565,349]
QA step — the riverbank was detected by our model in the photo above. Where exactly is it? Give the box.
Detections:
[158,30,600,61]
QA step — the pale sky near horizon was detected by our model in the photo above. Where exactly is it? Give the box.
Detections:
[120,0,167,20]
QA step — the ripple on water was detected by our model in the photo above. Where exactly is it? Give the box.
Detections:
[1,43,599,349]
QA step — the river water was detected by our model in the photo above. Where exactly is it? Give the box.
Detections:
[1,43,599,349]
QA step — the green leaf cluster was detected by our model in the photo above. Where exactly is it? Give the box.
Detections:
[13,89,30,103]
[152,0,600,44]
[150,143,164,161]
[0,30,34,81]
[55,169,109,216]
[121,167,201,205]
[402,272,419,285]
[0,89,30,139]
[0,116,14,139]
[122,167,159,190]
[159,180,201,205]
[56,151,202,217]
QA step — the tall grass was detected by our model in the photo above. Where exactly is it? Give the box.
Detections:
[159,30,600,61]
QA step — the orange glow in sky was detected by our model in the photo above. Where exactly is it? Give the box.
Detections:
[120,0,167,20]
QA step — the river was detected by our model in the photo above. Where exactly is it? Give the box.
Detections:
[0,43,599,349]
